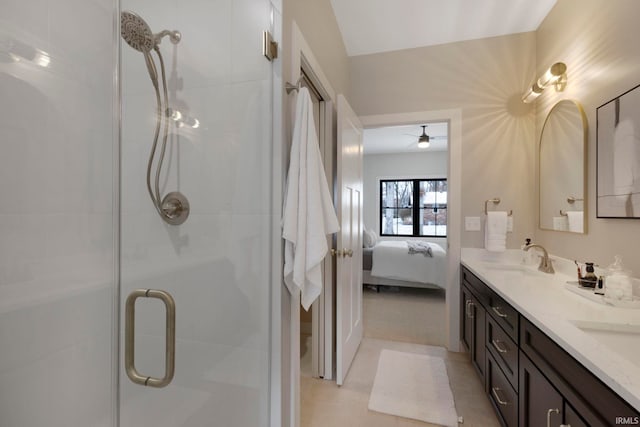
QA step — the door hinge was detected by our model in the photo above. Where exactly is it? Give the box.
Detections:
[262,30,278,61]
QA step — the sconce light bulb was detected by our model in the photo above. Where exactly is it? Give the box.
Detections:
[521,62,567,103]
[522,84,543,103]
[537,62,567,88]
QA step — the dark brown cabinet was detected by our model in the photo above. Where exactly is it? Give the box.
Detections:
[564,402,589,427]
[461,285,486,380]
[460,265,640,427]
[486,315,518,389]
[487,352,518,426]
[519,350,563,427]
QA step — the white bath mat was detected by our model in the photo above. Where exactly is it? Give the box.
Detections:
[368,349,458,426]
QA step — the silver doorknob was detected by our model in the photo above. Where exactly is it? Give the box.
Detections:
[331,248,344,257]
[345,249,353,257]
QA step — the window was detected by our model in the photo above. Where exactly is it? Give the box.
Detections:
[380,179,447,237]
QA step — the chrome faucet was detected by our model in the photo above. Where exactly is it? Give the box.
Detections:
[524,244,555,274]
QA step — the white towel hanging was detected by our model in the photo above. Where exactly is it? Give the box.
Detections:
[282,87,340,310]
[566,211,583,233]
[484,211,507,252]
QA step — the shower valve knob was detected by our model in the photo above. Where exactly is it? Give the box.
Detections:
[161,191,190,225]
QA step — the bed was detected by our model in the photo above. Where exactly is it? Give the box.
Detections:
[362,240,447,290]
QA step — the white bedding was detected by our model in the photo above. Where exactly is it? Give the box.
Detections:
[370,240,446,288]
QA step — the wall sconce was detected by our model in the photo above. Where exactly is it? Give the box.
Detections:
[521,62,567,103]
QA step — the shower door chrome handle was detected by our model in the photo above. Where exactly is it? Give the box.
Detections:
[125,289,176,388]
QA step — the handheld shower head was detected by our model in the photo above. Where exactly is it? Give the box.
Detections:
[120,11,154,53]
[121,11,159,87]
[121,11,182,51]
[120,11,189,225]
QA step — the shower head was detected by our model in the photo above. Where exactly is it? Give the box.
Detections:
[121,11,159,88]
[120,11,155,53]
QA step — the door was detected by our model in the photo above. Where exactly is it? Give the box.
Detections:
[461,286,486,380]
[519,351,564,427]
[564,402,589,427]
[119,0,274,425]
[335,95,364,385]
[461,286,473,352]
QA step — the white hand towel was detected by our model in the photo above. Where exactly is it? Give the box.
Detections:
[566,211,583,233]
[484,212,507,252]
[282,87,340,311]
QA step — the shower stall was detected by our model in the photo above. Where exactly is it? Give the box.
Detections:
[0,0,280,425]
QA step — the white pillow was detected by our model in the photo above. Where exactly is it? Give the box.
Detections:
[369,229,379,247]
[363,228,374,248]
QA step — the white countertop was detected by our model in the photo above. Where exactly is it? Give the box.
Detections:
[461,248,640,410]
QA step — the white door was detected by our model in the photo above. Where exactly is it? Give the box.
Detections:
[335,95,364,385]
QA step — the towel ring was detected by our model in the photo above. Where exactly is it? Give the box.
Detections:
[484,198,513,216]
[560,210,568,216]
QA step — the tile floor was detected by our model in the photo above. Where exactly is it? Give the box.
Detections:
[300,286,501,427]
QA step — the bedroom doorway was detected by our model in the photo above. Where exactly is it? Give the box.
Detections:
[359,108,462,352]
[361,121,449,347]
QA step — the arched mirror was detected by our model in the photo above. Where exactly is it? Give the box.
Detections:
[539,100,588,233]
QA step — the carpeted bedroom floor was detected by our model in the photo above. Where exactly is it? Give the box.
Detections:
[363,285,447,346]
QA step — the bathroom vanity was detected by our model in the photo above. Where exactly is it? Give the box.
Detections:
[460,249,640,427]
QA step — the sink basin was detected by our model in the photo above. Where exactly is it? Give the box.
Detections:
[571,320,640,368]
[480,262,543,276]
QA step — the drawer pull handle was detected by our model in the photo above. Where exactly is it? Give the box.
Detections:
[547,408,560,427]
[491,306,508,318]
[491,387,509,406]
[491,339,508,354]
[468,301,475,319]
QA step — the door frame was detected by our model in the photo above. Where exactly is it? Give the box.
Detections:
[285,21,337,427]
[359,110,462,352]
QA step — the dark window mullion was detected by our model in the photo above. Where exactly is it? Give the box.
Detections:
[413,179,420,236]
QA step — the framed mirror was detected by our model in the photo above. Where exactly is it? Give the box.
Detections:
[539,99,588,233]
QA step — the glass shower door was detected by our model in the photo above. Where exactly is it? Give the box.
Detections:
[0,0,117,425]
[119,0,274,425]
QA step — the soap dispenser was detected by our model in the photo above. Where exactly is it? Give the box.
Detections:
[605,255,633,302]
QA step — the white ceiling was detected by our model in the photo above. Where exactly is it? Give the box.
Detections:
[329,0,557,56]
[363,123,448,155]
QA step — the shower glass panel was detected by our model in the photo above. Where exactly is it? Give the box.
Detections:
[0,0,117,425]
[119,0,274,425]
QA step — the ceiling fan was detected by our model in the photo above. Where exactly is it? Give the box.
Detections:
[417,125,430,148]
[404,125,446,149]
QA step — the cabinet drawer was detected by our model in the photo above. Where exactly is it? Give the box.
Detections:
[520,317,639,426]
[487,352,518,427]
[486,315,518,389]
[486,292,518,342]
[461,266,490,305]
